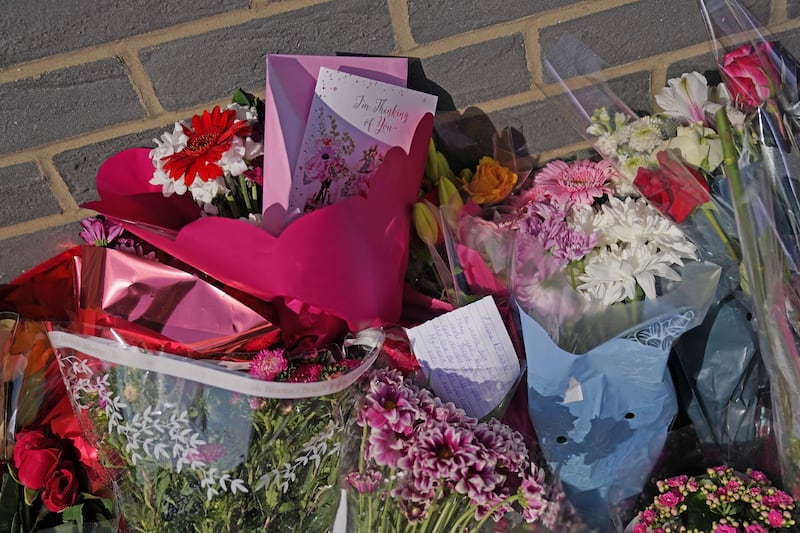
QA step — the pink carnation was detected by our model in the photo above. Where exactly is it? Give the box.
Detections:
[768,508,785,527]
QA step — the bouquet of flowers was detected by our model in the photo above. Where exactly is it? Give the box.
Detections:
[49,322,383,533]
[148,90,264,221]
[698,0,800,497]
[0,314,114,532]
[336,368,571,532]
[630,466,795,532]
[404,111,721,529]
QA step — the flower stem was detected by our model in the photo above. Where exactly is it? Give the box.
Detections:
[700,205,739,261]
[379,470,396,533]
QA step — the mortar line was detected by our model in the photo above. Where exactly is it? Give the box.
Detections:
[34,156,80,213]
[386,0,416,53]
[114,47,166,117]
[0,0,328,84]
[771,0,789,24]
[0,209,94,242]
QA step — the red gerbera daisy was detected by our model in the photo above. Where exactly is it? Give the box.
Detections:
[162,106,251,185]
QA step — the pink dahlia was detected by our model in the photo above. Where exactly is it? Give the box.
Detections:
[533,159,616,205]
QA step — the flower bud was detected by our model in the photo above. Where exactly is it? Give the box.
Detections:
[413,201,440,246]
[437,177,463,225]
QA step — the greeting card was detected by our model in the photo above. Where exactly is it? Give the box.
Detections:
[289,67,437,215]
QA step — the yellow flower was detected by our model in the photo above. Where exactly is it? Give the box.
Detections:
[462,157,517,204]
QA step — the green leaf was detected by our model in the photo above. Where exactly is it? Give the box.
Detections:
[62,502,85,530]
[0,473,21,533]
[231,88,251,107]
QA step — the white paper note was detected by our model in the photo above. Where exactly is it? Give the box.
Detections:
[405,296,521,419]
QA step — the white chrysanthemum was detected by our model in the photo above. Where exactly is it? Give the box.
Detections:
[149,168,187,197]
[591,196,697,261]
[150,122,188,169]
[594,133,619,158]
[578,243,683,305]
[219,136,248,176]
[627,116,665,153]
[226,102,258,121]
[188,177,225,204]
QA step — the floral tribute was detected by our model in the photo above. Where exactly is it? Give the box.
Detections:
[340,368,566,532]
[149,90,264,220]
[632,466,796,532]
[57,332,375,533]
[0,317,114,533]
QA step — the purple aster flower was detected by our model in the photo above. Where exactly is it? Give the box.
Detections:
[79,216,124,247]
[367,426,411,469]
[409,419,480,480]
[248,348,288,381]
[362,379,418,434]
[454,452,503,505]
[346,470,382,494]
[473,419,529,474]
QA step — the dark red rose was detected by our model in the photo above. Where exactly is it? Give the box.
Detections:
[41,460,80,512]
[634,150,711,224]
[722,41,779,110]
[13,428,63,490]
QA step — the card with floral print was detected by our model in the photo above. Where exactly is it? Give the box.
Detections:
[289,67,437,215]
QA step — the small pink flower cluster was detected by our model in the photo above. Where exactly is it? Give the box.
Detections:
[633,466,796,532]
[348,369,563,528]
[248,346,363,383]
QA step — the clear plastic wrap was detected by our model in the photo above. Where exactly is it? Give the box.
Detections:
[48,325,383,533]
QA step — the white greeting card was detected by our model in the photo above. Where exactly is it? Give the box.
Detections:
[405,296,521,419]
[289,67,437,215]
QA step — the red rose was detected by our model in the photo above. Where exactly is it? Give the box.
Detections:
[41,461,80,512]
[13,428,63,490]
[721,42,779,110]
[634,151,711,224]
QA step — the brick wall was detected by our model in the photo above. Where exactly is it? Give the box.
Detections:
[0,0,797,282]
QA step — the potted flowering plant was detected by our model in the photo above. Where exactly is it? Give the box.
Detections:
[630,466,796,532]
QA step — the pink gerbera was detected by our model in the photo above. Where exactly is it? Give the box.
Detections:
[248,348,288,381]
[533,159,616,205]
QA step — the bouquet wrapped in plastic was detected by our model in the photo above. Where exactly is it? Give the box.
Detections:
[49,323,382,533]
[0,313,114,532]
[698,0,800,496]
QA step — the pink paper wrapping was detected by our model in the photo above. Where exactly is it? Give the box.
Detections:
[79,246,276,354]
[84,114,435,332]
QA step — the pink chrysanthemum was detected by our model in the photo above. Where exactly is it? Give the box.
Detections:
[408,420,480,480]
[79,216,124,247]
[362,379,418,434]
[533,159,616,205]
[368,427,412,469]
[248,348,288,381]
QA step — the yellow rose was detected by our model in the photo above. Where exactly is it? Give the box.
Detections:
[462,157,517,204]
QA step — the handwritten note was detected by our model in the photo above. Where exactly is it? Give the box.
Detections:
[405,296,521,419]
[289,67,437,215]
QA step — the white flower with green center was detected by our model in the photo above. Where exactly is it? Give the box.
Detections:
[667,122,723,172]
[627,116,666,153]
